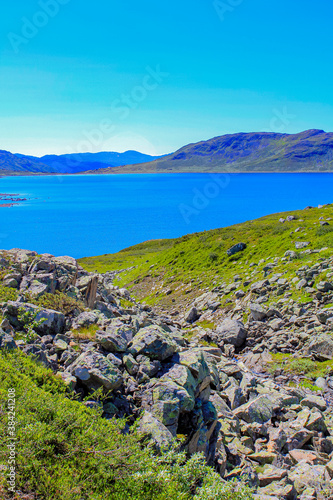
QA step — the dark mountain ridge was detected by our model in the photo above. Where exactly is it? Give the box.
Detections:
[4,150,162,174]
[87,129,333,174]
[2,130,333,175]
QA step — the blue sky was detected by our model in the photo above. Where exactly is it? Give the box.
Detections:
[0,0,333,156]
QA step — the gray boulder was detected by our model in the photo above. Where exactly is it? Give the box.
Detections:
[234,395,275,424]
[129,325,180,361]
[250,303,267,321]
[304,333,333,360]
[215,318,247,347]
[4,301,65,336]
[138,411,173,450]
[0,330,17,350]
[227,242,246,256]
[67,350,122,391]
[184,306,200,324]
[96,330,128,352]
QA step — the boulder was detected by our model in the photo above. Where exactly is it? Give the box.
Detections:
[215,318,247,347]
[250,303,267,321]
[4,301,65,336]
[96,330,128,352]
[129,325,180,361]
[227,242,246,257]
[176,349,211,384]
[184,306,200,324]
[305,333,333,360]
[138,411,173,450]
[0,330,17,350]
[234,395,275,424]
[67,351,122,391]
[316,281,333,293]
[72,311,101,330]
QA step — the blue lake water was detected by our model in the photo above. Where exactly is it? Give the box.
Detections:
[0,173,332,258]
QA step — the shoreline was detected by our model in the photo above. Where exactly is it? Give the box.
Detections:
[2,170,333,179]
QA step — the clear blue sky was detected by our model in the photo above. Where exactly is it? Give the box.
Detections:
[1,0,332,156]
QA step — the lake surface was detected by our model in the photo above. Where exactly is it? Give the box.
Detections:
[0,173,332,258]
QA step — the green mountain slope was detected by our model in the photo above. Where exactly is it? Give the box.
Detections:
[84,129,333,174]
[79,204,333,309]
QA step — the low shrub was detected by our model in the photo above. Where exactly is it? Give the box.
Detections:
[0,351,254,500]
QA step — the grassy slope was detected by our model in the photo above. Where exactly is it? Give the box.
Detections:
[82,130,333,174]
[0,351,253,500]
[79,205,333,309]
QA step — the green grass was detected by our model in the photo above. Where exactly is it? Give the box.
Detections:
[0,350,253,500]
[71,323,100,340]
[268,352,333,385]
[0,285,18,303]
[79,238,175,274]
[79,206,333,308]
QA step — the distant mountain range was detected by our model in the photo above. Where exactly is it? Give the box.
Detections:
[1,130,333,175]
[0,150,162,174]
[83,129,333,174]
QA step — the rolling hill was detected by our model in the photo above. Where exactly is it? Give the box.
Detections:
[3,150,162,174]
[0,150,56,174]
[84,129,333,174]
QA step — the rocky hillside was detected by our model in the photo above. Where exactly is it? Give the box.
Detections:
[2,206,333,498]
[87,129,333,174]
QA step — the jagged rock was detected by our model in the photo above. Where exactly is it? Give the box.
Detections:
[123,354,138,375]
[184,306,200,324]
[72,311,101,330]
[258,464,288,487]
[138,411,173,450]
[289,462,327,495]
[258,481,297,500]
[304,333,333,360]
[141,379,195,433]
[76,275,99,308]
[96,330,128,352]
[129,325,180,360]
[4,301,65,336]
[316,281,333,292]
[0,330,17,350]
[175,349,211,384]
[160,364,197,401]
[234,395,275,424]
[300,395,327,412]
[227,242,246,256]
[215,318,247,347]
[67,350,123,391]
[250,303,267,321]
[53,255,78,290]
[54,338,68,352]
